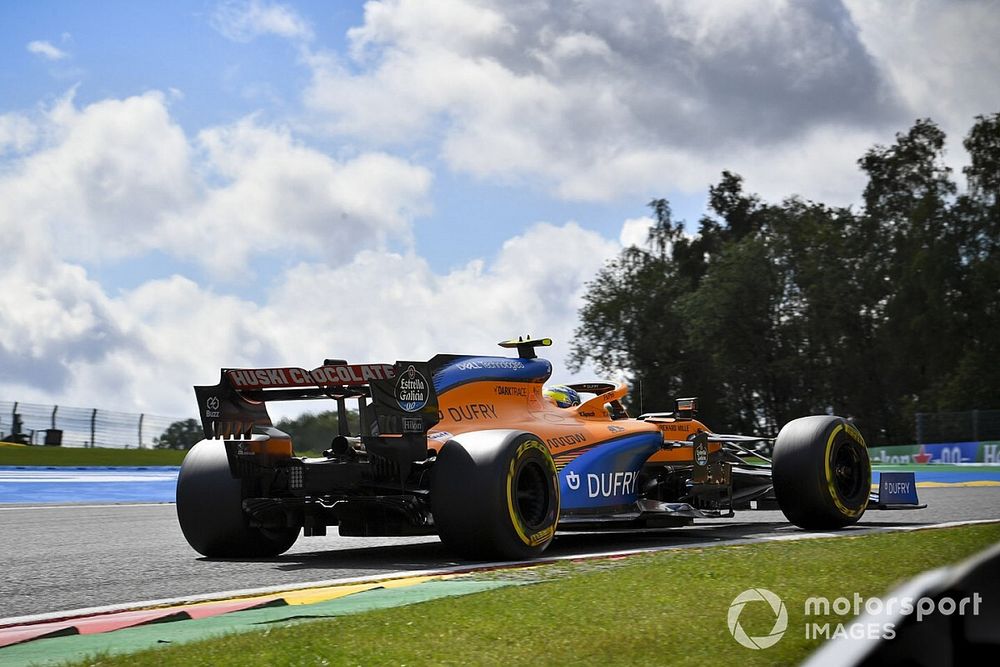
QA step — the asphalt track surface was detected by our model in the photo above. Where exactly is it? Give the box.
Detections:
[2,486,998,620]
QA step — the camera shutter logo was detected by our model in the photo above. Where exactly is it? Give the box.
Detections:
[727,588,787,649]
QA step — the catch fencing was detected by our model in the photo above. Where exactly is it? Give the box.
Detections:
[915,409,1000,444]
[0,400,193,449]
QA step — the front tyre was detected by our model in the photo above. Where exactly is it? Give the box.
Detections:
[176,440,299,558]
[432,430,560,560]
[772,416,871,530]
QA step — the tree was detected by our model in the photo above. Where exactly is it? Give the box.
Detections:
[939,113,1000,408]
[570,198,699,414]
[678,234,781,431]
[572,176,768,424]
[154,419,203,450]
[276,409,360,454]
[571,115,1000,444]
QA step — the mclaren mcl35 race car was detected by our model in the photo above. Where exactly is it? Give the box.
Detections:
[177,337,924,560]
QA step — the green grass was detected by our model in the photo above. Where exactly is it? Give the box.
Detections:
[0,443,186,466]
[0,443,329,467]
[69,523,1000,666]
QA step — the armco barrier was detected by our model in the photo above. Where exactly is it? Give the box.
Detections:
[868,441,1000,464]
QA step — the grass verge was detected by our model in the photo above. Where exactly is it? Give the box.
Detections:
[0,443,329,467]
[0,443,186,467]
[69,523,999,666]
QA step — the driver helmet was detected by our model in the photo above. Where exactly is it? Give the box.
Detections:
[544,385,581,408]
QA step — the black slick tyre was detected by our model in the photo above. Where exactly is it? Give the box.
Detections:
[176,440,298,557]
[772,416,871,530]
[431,430,560,560]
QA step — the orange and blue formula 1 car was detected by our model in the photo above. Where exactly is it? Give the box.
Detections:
[177,337,924,560]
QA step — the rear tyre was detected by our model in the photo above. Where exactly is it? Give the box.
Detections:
[432,430,560,560]
[772,416,870,530]
[176,440,299,557]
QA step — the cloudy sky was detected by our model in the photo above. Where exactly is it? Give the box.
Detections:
[1,0,998,420]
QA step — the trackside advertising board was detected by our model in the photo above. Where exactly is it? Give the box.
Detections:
[867,441,1000,464]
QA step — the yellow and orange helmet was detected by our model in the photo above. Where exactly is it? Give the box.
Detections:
[544,385,581,408]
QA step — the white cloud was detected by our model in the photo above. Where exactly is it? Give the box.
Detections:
[845,0,1000,165]
[620,216,654,248]
[0,218,619,416]
[0,258,125,398]
[0,90,431,276]
[264,221,620,387]
[27,40,68,61]
[303,0,908,205]
[211,0,314,43]
[162,119,431,275]
[0,113,38,154]
[718,124,887,206]
[104,275,280,413]
[0,267,279,415]
[0,90,195,264]
[348,0,513,59]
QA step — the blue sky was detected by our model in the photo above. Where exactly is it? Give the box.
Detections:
[1,1,997,419]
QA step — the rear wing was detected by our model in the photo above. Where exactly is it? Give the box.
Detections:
[193,360,440,442]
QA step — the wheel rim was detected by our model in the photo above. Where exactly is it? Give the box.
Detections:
[514,460,550,529]
[831,439,867,503]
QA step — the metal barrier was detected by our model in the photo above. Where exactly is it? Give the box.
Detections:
[0,401,194,449]
[916,409,1000,444]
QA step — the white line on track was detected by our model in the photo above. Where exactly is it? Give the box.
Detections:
[0,472,176,482]
[2,517,997,629]
[0,502,173,511]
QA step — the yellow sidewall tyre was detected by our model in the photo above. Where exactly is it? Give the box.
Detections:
[772,416,871,530]
[432,430,559,560]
